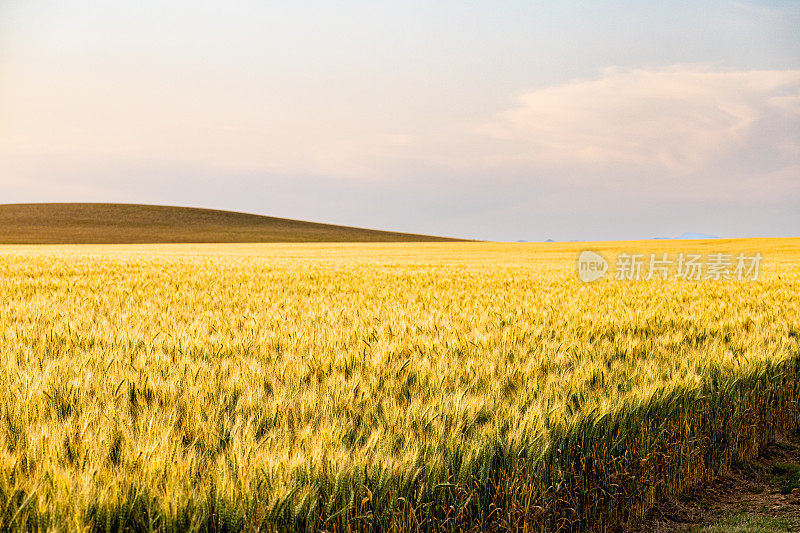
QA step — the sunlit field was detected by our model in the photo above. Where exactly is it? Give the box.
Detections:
[1,239,798,531]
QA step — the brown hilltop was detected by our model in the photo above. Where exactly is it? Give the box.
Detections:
[0,203,463,244]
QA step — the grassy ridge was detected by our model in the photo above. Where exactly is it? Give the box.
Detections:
[0,203,460,243]
[0,240,797,531]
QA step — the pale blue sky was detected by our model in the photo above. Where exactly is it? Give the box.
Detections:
[2,1,799,240]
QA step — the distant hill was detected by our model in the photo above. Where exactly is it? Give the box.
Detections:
[0,203,462,244]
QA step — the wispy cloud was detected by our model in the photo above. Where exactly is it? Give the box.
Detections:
[479,66,800,171]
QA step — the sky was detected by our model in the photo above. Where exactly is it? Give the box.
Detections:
[1,1,799,241]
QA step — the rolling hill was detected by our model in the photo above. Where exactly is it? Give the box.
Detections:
[0,203,461,244]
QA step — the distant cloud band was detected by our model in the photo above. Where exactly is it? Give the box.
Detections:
[480,66,800,172]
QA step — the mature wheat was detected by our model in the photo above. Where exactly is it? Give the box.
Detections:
[0,240,798,531]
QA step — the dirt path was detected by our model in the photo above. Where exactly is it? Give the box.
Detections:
[625,434,800,532]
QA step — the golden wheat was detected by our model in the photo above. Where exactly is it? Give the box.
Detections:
[0,240,798,531]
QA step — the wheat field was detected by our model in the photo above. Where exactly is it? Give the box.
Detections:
[0,240,798,531]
